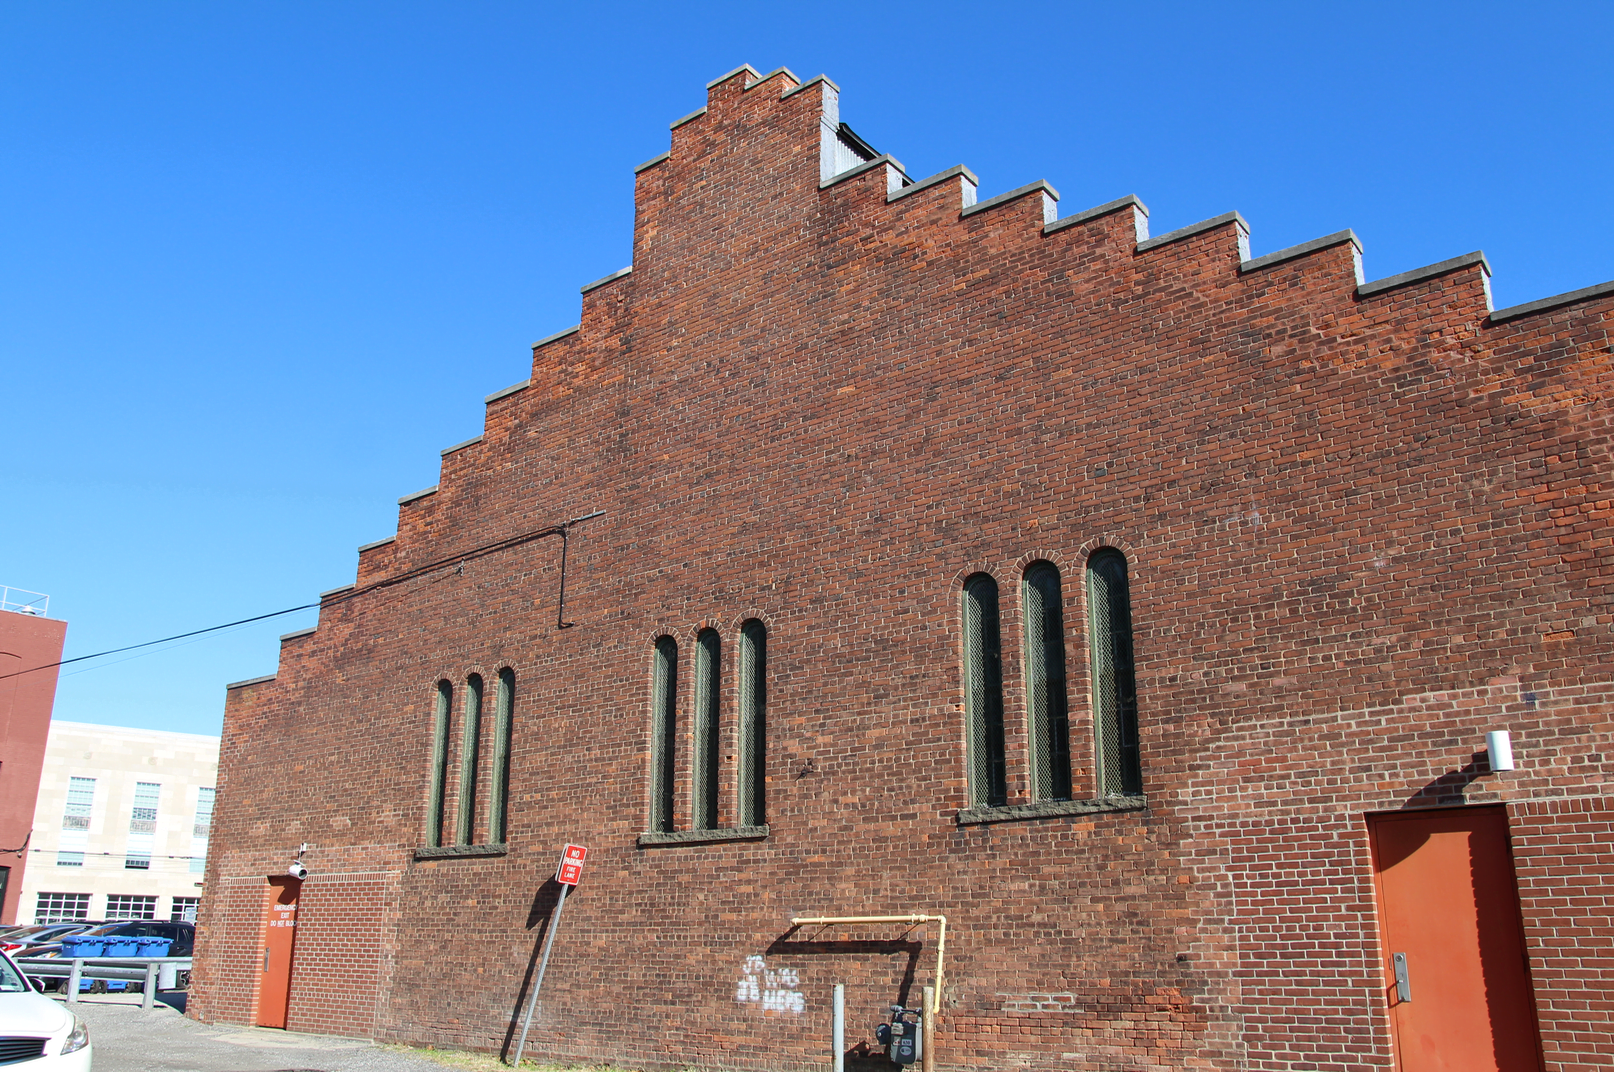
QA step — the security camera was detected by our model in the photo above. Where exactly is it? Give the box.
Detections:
[288,861,309,880]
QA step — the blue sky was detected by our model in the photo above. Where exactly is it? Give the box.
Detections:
[4,2,1611,736]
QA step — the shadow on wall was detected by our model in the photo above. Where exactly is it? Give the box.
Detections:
[498,879,566,1062]
[1403,750,1492,808]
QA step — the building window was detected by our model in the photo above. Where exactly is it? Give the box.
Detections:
[650,637,678,833]
[1087,549,1142,795]
[171,896,200,922]
[737,619,767,827]
[57,776,94,867]
[190,787,214,874]
[36,892,90,924]
[961,573,1007,808]
[124,781,160,869]
[692,630,721,830]
[489,669,514,845]
[1022,563,1073,801]
[106,894,157,921]
[428,680,453,847]
[456,674,484,846]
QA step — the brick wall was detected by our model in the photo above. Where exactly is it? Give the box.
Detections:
[190,65,1614,1070]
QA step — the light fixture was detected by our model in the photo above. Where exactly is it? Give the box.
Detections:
[1486,730,1515,772]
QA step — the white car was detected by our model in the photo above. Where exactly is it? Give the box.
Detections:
[0,951,90,1069]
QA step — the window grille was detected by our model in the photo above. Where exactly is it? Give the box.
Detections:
[427,680,453,847]
[171,896,200,922]
[1023,563,1073,801]
[36,892,90,923]
[190,787,214,873]
[692,630,721,830]
[456,675,484,846]
[106,894,157,920]
[650,637,678,833]
[489,669,514,845]
[961,574,1008,807]
[1087,550,1142,795]
[125,782,160,869]
[737,620,767,827]
[57,776,94,867]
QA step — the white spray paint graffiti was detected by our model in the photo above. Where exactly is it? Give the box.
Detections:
[735,954,805,1015]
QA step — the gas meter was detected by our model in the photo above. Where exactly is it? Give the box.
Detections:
[874,1004,923,1066]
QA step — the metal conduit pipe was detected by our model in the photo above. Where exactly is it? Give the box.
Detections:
[789,915,949,1072]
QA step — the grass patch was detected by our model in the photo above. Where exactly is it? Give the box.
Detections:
[383,1042,657,1072]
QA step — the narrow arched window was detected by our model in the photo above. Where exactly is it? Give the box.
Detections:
[1087,550,1141,795]
[650,637,678,832]
[962,573,1007,808]
[456,674,483,845]
[428,680,453,848]
[489,668,514,845]
[693,629,722,830]
[1023,563,1072,801]
[738,619,767,827]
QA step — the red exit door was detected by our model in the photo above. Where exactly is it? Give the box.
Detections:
[1368,806,1543,1072]
[256,878,301,1029]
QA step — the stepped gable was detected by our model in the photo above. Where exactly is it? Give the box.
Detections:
[237,61,1610,607]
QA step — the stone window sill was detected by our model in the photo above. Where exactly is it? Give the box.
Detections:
[637,825,769,847]
[957,795,1146,825]
[414,843,508,860]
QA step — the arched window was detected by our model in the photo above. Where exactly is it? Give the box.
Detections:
[961,573,1007,808]
[1022,562,1072,801]
[738,619,767,827]
[650,637,678,832]
[456,674,484,845]
[693,629,722,830]
[427,680,453,848]
[489,668,514,845]
[1087,550,1141,795]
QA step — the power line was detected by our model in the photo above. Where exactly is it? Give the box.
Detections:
[0,509,603,684]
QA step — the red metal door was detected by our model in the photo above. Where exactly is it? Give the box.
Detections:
[1368,806,1542,1072]
[256,877,300,1029]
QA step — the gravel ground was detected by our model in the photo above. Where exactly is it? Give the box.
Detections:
[68,994,455,1072]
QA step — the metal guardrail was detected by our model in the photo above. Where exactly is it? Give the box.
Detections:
[16,956,192,1012]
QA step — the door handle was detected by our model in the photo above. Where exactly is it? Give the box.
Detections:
[264,950,270,972]
[1392,952,1411,1002]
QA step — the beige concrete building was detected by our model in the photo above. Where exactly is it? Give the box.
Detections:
[19,721,219,924]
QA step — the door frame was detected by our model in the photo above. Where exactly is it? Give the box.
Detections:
[1365,803,1545,1072]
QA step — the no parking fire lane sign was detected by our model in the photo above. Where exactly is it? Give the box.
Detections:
[557,843,587,886]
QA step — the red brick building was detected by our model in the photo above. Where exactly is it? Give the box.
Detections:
[191,65,1614,1071]
[0,589,67,925]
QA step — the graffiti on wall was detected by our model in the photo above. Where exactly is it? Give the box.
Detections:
[735,954,805,1015]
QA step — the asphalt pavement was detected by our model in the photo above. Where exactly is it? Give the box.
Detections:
[68,994,452,1072]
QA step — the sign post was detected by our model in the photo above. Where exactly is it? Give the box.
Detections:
[510,844,587,1068]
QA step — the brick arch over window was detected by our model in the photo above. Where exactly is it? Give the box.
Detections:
[1086,548,1141,795]
[961,572,1007,808]
[649,636,678,833]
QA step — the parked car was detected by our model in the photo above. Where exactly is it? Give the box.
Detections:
[25,921,194,960]
[0,925,97,956]
[0,949,90,1069]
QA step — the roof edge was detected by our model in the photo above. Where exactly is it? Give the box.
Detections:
[397,485,438,506]
[1357,251,1491,298]
[1489,279,1614,324]
[1043,194,1150,236]
[532,325,581,350]
[961,179,1060,219]
[1240,229,1362,274]
[887,164,981,203]
[225,674,277,690]
[581,266,632,294]
[1136,211,1249,254]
